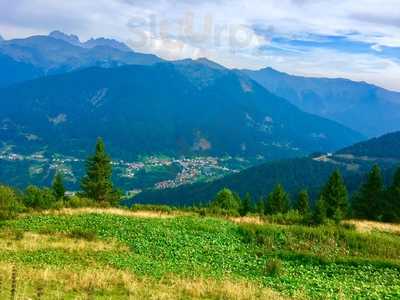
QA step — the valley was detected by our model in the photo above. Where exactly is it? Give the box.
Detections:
[0,145,251,193]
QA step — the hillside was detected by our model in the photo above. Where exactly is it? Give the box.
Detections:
[133,131,400,205]
[338,131,400,159]
[0,208,399,299]
[0,61,362,162]
[242,67,400,137]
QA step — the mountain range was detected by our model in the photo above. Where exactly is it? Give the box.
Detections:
[243,68,400,137]
[0,31,161,87]
[0,60,361,160]
[1,31,400,195]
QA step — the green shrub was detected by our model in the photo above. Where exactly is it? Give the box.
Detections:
[266,210,304,225]
[264,258,284,276]
[23,186,56,210]
[0,185,24,220]
[66,196,94,208]
[210,188,240,215]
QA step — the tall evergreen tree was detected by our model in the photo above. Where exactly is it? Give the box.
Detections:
[352,165,384,220]
[52,173,66,200]
[321,170,349,219]
[239,193,252,216]
[296,189,310,215]
[313,195,327,225]
[385,167,400,222]
[256,197,265,215]
[81,138,119,203]
[265,184,290,215]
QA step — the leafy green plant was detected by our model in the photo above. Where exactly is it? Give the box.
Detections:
[264,258,283,277]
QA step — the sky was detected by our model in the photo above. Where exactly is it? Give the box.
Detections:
[0,0,399,91]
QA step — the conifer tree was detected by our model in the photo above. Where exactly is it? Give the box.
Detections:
[239,193,252,216]
[385,167,400,222]
[352,165,384,220]
[256,197,265,215]
[52,173,66,200]
[296,189,310,215]
[313,195,327,225]
[321,170,349,220]
[81,138,119,203]
[265,184,290,214]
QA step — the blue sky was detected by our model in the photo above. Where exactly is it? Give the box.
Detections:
[0,0,399,91]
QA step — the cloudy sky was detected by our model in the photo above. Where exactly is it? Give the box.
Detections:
[1,0,399,91]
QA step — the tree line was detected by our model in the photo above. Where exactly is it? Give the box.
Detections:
[1,138,399,224]
[0,138,119,220]
[210,165,400,224]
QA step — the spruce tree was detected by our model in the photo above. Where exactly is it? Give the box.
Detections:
[321,170,349,220]
[313,195,327,225]
[81,138,119,203]
[256,197,265,215]
[52,173,66,200]
[296,189,310,215]
[385,167,400,222]
[265,184,290,214]
[239,193,252,216]
[352,165,384,220]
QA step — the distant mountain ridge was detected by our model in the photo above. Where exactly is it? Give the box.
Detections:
[0,61,362,161]
[242,67,400,137]
[49,30,132,52]
[0,31,162,87]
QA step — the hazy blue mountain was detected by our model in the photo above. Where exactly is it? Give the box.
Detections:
[0,32,162,86]
[0,61,362,161]
[132,131,400,206]
[242,67,400,137]
[49,30,132,52]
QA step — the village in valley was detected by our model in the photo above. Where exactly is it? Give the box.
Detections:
[0,145,249,194]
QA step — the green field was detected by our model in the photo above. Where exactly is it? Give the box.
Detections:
[0,209,399,299]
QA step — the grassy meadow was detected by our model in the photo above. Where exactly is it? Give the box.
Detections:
[0,208,399,299]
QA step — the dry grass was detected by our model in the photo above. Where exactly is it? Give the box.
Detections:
[0,231,129,253]
[345,220,400,234]
[0,263,292,300]
[230,215,266,225]
[33,207,192,219]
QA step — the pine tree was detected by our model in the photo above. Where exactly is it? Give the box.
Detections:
[385,167,400,222]
[81,138,119,203]
[239,193,252,216]
[296,189,310,215]
[52,173,66,200]
[352,165,384,220]
[256,197,265,215]
[313,195,327,225]
[265,184,290,215]
[321,170,349,220]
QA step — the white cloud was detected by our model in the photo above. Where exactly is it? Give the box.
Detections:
[0,0,399,90]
